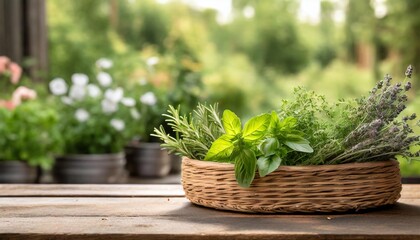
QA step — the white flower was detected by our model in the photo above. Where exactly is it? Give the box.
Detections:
[49,78,68,95]
[71,73,89,86]
[139,77,147,85]
[69,85,86,101]
[121,97,135,107]
[110,119,125,131]
[101,99,118,114]
[146,56,159,66]
[140,91,157,106]
[130,108,141,120]
[105,87,124,103]
[97,72,112,87]
[75,109,89,122]
[96,58,113,69]
[87,84,101,98]
[61,96,73,105]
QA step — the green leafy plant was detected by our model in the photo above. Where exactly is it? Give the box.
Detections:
[205,110,312,187]
[0,101,60,169]
[205,110,271,187]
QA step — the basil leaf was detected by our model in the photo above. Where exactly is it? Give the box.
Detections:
[258,137,279,156]
[205,134,234,161]
[279,116,297,130]
[222,110,241,136]
[257,154,282,177]
[285,134,307,142]
[285,140,314,153]
[242,113,271,141]
[234,149,257,188]
[268,111,280,132]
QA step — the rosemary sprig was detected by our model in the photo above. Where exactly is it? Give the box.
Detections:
[152,103,225,160]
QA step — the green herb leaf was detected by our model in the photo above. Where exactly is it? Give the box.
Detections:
[222,110,241,136]
[259,137,279,156]
[234,149,257,188]
[257,154,282,177]
[278,116,297,130]
[285,140,314,153]
[268,111,280,132]
[243,113,271,141]
[205,134,234,161]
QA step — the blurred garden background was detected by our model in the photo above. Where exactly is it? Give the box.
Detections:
[0,0,419,179]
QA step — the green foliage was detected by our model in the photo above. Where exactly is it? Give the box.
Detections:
[230,0,309,74]
[124,83,168,143]
[0,101,60,169]
[48,0,114,79]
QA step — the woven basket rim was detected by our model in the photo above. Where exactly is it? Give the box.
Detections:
[182,157,398,172]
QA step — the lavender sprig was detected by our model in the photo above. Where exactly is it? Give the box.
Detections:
[327,65,419,164]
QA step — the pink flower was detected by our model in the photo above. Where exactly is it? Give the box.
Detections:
[0,100,16,110]
[0,56,10,74]
[11,86,37,106]
[0,56,22,84]
[8,62,22,84]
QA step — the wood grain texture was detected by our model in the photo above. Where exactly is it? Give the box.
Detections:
[0,185,419,239]
[400,185,420,199]
[0,184,185,197]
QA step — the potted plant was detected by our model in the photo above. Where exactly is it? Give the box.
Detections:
[124,80,172,178]
[0,57,59,183]
[153,66,419,213]
[123,52,202,177]
[50,59,137,183]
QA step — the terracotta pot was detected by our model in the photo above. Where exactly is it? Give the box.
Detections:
[125,142,170,178]
[0,161,37,183]
[53,153,126,184]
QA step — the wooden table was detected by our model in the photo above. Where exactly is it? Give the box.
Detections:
[0,184,419,240]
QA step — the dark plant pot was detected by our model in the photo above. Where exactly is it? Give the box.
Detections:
[53,153,126,184]
[0,161,37,183]
[170,154,182,174]
[125,142,170,178]
[402,177,420,184]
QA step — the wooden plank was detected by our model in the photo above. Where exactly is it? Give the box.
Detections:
[0,197,419,218]
[0,211,419,239]
[0,184,418,198]
[400,184,420,199]
[0,187,418,239]
[0,184,185,197]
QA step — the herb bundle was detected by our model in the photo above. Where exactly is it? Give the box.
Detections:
[154,105,313,187]
[284,66,419,165]
[154,66,419,188]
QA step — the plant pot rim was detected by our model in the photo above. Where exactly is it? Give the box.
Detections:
[56,152,124,159]
[125,142,163,149]
[0,160,32,166]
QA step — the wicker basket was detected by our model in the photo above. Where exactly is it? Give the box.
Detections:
[181,157,402,213]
